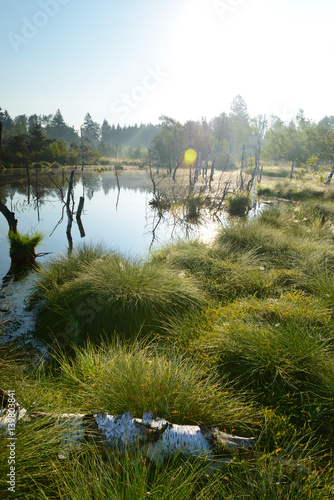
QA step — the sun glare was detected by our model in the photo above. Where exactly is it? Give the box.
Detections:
[184,148,198,165]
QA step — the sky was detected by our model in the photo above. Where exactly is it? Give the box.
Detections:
[1,0,334,131]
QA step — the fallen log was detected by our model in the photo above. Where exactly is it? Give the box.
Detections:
[0,390,256,465]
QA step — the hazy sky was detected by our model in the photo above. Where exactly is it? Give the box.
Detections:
[1,0,333,130]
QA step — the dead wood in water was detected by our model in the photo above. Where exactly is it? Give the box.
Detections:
[0,199,17,233]
[76,196,85,237]
[66,170,75,252]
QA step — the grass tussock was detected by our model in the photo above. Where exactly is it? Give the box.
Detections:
[48,341,256,430]
[195,305,334,435]
[8,230,43,263]
[34,246,205,345]
[226,192,251,216]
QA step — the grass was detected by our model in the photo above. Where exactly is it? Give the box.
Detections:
[245,164,292,178]
[34,246,205,346]
[257,179,333,201]
[8,230,43,263]
[226,192,251,216]
[1,342,333,499]
[3,190,334,498]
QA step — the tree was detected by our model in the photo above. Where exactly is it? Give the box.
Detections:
[28,114,41,134]
[29,123,48,151]
[0,108,13,133]
[101,119,113,143]
[82,113,100,144]
[46,109,79,145]
[229,95,249,120]
[229,96,252,160]
[148,116,186,170]
[262,119,308,166]
[7,135,29,155]
[68,142,81,164]
[12,115,28,136]
[48,139,68,163]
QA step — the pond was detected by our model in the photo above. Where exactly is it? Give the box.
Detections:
[0,166,226,350]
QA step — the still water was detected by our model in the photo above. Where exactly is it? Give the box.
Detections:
[0,167,221,348]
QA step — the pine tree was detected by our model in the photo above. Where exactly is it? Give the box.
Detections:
[229,95,249,120]
[101,119,113,143]
[82,113,100,144]
[29,123,48,150]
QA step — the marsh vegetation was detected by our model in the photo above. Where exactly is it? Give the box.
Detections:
[1,161,334,498]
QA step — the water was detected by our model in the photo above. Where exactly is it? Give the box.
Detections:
[0,167,222,349]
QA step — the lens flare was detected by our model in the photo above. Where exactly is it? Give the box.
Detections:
[184,148,197,166]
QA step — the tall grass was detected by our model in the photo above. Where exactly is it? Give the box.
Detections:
[217,212,334,274]
[39,441,334,500]
[50,341,255,430]
[34,249,205,344]
[197,310,334,435]
[150,241,278,303]
[32,242,107,297]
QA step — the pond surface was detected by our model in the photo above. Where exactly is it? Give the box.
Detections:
[0,167,224,350]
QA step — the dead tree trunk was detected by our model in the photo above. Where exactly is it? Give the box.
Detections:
[81,126,86,172]
[35,167,40,221]
[0,199,17,233]
[25,162,31,204]
[66,170,75,252]
[240,145,245,191]
[0,396,256,466]
[172,157,182,181]
[76,196,85,238]
[115,170,121,210]
[289,160,295,181]
[256,116,267,183]
[157,137,162,174]
[326,157,334,185]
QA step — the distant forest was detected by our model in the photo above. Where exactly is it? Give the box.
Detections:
[0,108,160,166]
[1,96,334,174]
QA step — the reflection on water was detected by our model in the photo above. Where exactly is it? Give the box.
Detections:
[0,167,227,348]
[0,168,227,277]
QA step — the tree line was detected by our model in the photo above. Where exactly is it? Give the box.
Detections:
[0,108,160,167]
[1,97,334,174]
[147,98,334,178]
